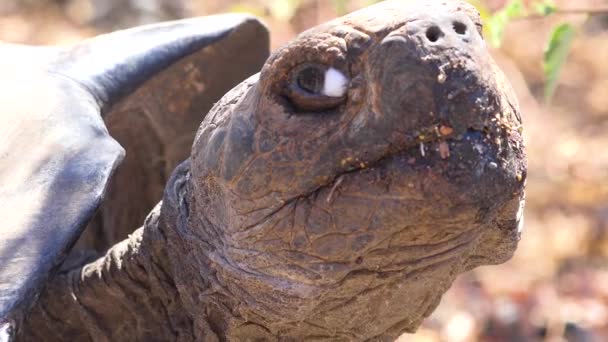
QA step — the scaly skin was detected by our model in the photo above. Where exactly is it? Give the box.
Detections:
[18,0,526,340]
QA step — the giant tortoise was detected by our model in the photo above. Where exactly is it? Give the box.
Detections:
[0,0,526,340]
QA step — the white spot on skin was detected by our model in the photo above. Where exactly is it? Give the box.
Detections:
[420,142,426,157]
[517,216,525,233]
[1,322,12,342]
[516,199,525,233]
[322,68,348,97]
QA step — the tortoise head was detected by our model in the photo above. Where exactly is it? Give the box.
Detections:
[185,0,526,338]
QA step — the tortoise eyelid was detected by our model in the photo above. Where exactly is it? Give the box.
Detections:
[284,63,349,112]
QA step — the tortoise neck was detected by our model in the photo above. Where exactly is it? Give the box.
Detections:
[17,207,193,341]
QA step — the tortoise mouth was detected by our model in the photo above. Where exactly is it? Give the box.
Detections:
[292,126,525,265]
[246,122,526,238]
[324,126,524,204]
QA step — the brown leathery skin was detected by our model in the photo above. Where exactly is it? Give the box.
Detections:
[187,0,525,339]
[18,1,526,341]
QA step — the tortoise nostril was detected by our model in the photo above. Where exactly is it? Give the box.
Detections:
[425,26,444,42]
[453,21,467,35]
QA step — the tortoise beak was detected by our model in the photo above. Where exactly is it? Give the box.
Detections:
[363,5,526,241]
[369,7,496,137]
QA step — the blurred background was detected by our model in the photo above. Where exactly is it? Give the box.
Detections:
[1,0,607,340]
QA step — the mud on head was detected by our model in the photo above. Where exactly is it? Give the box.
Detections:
[186,0,526,337]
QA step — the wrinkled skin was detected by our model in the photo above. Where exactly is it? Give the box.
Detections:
[19,1,526,341]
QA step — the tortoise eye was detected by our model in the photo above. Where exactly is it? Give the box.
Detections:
[285,64,349,112]
[297,66,325,94]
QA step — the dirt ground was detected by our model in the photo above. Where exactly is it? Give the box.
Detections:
[2,0,607,341]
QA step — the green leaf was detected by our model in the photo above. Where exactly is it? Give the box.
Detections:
[543,23,575,103]
[533,0,557,16]
[503,0,525,17]
[486,13,509,47]
[486,0,524,48]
